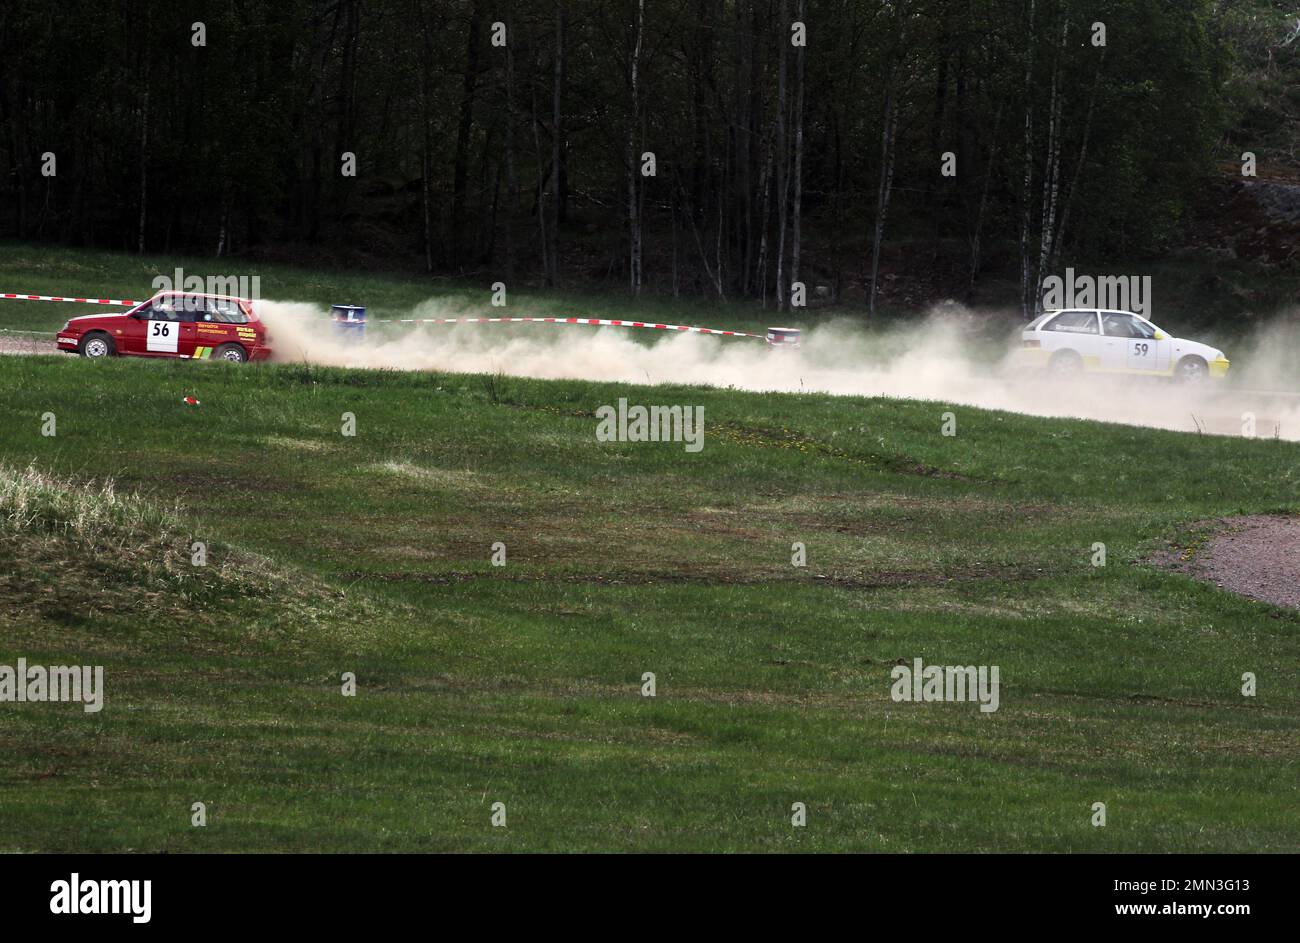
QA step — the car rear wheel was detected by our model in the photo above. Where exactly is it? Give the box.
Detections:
[78,332,115,358]
[1174,355,1207,384]
[1047,349,1083,378]
[214,343,247,364]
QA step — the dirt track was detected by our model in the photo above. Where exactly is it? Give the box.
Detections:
[1155,515,1300,609]
[0,333,52,356]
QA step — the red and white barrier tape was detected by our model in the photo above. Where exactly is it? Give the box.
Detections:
[1,292,136,306]
[372,315,764,339]
[0,292,763,340]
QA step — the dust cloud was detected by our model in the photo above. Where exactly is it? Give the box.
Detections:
[257,299,1300,441]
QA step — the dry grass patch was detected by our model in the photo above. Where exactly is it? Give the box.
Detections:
[0,462,376,633]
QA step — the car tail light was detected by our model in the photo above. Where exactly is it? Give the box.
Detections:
[1022,339,1041,348]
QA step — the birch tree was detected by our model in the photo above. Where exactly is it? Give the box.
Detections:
[627,0,644,295]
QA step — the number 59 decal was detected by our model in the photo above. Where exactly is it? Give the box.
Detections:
[1132,342,1150,357]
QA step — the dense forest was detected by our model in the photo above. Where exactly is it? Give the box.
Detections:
[1,0,1298,313]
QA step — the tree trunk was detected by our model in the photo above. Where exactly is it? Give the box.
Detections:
[868,9,908,317]
[335,0,361,222]
[732,0,749,295]
[1033,18,1067,318]
[1018,0,1037,319]
[831,109,843,302]
[1052,49,1106,275]
[715,186,725,297]
[677,168,721,298]
[452,0,485,264]
[755,120,776,309]
[791,0,806,297]
[775,0,790,311]
[551,1,565,285]
[968,103,1003,294]
[868,83,897,318]
[671,185,680,297]
[217,191,229,258]
[530,59,550,285]
[503,3,518,281]
[420,1,435,273]
[628,0,644,295]
[137,87,149,253]
[744,0,763,296]
[137,6,151,254]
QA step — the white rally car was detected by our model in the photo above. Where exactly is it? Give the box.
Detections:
[1017,308,1229,383]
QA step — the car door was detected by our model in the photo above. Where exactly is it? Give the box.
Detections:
[173,294,206,359]
[1097,311,1128,372]
[117,301,153,355]
[1099,311,1166,374]
[190,297,239,358]
[141,295,184,356]
[1131,316,1171,374]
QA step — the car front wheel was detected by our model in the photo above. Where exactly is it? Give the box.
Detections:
[1174,356,1207,384]
[78,332,115,358]
[214,343,247,364]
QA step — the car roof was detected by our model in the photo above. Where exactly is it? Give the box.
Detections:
[1043,308,1145,317]
[152,290,251,302]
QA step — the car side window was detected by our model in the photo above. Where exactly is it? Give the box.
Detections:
[176,296,208,322]
[207,300,249,324]
[150,298,184,322]
[1101,313,1154,338]
[1044,310,1099,334]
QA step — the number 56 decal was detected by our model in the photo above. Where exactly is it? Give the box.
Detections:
[147,319,179,353]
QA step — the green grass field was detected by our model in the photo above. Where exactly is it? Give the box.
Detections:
[1,338,1297,851]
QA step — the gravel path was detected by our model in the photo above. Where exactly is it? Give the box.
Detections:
[0,333,54,356]
[1156,514,1300,609]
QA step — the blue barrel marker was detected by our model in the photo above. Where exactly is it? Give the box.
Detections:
[766,327,801,349]
[331,304,367,339]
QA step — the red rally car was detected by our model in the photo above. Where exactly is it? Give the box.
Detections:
[56,291,272,363]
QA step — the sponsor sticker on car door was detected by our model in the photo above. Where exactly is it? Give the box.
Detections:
[190,298,248,357]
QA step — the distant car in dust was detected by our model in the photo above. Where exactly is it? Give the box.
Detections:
[56,291,271,363]
[1016,308,1229,383]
